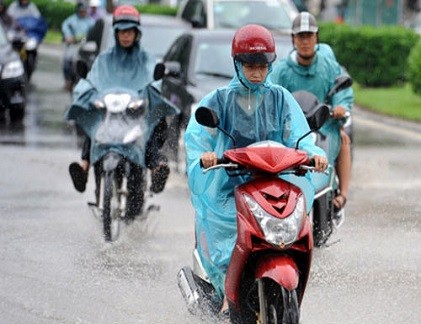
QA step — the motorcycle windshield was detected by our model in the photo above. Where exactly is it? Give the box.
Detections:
[223,140,310,173]
[90,90,150,166]
[95,112,147,145]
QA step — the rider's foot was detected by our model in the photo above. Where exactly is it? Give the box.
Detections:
[219,297,230,323]
[333,194,347,212]
[150,162,170,194]
[69,162,88,193]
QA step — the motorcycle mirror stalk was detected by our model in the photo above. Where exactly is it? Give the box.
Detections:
[326,74,353,103]
[195,106,237,148]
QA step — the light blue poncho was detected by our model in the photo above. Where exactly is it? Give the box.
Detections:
[184,62,326,297]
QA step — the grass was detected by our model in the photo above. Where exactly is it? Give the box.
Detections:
[44,30,62,45]
[354,83,421,122]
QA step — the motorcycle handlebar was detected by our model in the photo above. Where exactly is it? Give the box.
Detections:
[199,157,229,169]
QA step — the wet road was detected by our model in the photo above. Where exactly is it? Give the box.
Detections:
[0,45,420,323]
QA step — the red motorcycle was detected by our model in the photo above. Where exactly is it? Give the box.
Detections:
[178,106,329,323]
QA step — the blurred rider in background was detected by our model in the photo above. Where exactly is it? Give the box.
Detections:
[89,0,106,21]
[7,0,40,19]
[61,1,95,91]
[67,4,174,196]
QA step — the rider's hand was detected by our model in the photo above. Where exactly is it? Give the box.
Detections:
[332,106,348,119]
[201,152,217,168]
[65,37,75,45]
[313,155,328,172]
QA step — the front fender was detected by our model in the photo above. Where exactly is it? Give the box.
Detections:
[102,152,122,172]
[255,255,299,291]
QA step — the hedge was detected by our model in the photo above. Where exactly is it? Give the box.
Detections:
[319,22,420,88]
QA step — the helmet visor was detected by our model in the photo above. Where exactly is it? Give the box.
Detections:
[235,52,276,64]
[113,21,141,32]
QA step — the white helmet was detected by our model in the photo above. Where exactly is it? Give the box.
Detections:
[90,0,101,7]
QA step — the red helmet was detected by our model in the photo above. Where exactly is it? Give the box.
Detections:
[231,24,276,64]
[112,5,140,28]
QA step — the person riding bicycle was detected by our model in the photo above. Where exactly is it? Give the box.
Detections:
[271,11,353,212]
[184,24,328,316]
[66,5,175,196]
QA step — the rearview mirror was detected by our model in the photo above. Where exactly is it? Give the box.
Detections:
[309,104,330,130]
[153,63,165,81]
[327,75,353,100]
[195,106,219,128]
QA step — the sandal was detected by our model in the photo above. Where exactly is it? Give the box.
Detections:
[333,194,347,212]
[150,163,170,194]
[69,162,88,193]
[218,309,230,323]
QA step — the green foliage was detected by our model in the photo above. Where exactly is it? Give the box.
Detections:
[407,40,421,96]
[319,23,420,87]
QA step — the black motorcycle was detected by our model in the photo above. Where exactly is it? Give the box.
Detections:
[0,25,26,123]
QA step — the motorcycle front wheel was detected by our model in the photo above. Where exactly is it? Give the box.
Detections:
[263,279,299,324]
[231,276,300,324]
[101,171,120,242]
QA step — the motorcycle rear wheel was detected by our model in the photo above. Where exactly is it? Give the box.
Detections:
[101,172,120,242]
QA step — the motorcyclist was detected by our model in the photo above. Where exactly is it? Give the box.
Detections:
[61,1,95,91]
[66,5,173,196]
[271,11,353,212]
[6,0,40,19]
[184,24,328,316]
[88,0,106,21]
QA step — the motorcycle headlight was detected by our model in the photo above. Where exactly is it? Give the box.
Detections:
[103,93,131,113]
[25,37,38,50]
[244,194,305,247]
[1,60,25,79]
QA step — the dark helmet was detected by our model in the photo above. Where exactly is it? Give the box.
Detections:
[75,1,88,14]
[18,0,30,8]
[112,5,141,32]
[231,24,276,65]
[291,12,319,35]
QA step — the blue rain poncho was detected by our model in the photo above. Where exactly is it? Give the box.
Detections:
[270,51,354,164]
[65,39,178,165]
[61,13,95,60]
[61,13,94,41]
[184,62,326,297]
